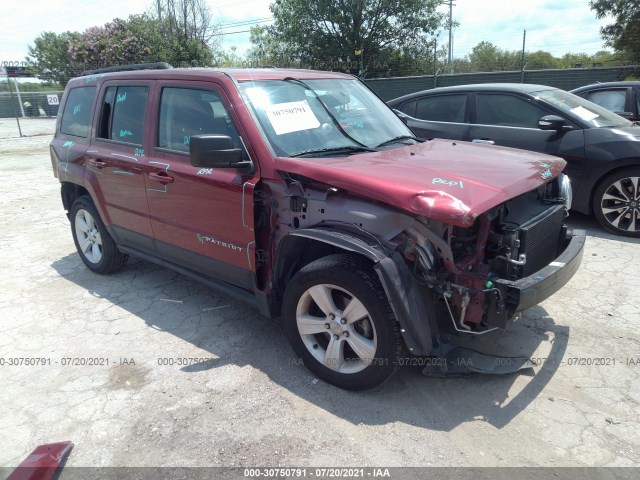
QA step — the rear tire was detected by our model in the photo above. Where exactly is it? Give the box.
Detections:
[593,168,640,237]
[282,254,402,390]
[70,196,128,274]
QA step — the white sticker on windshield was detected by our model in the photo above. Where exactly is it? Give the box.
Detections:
[266,100,320,135]
[570,105,599,122]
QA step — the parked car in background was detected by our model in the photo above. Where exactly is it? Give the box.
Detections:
[389,84,640,237]
[571,81,640,122]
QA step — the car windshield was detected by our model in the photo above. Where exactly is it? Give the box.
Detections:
[238,78,415,157]
[534,88,632,128]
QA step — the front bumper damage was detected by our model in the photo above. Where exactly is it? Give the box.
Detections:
[424,228,585,376]
[283,226,585,376]
[487,228,586,327]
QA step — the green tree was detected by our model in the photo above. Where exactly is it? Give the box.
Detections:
[467,41,520,72]
[590,0,640,62]
[246,25,301,68]
[559,52,594,68]
[151,0,219,66]
[26,31,80,85]
[266,0,444,75]
[213,46,244,67]
[68,15,166,68]
[525,50,561,70]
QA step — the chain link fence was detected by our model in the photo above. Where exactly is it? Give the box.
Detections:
[0,77,61,140]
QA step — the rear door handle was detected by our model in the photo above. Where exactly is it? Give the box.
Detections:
[472,138,495,145]
[88,158,107,168]
[149,172,175,184]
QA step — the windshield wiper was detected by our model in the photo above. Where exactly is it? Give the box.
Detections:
[290,146,376,158]
[375,135,420,148]
[283,77,376,151]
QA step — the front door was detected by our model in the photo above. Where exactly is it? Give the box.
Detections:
[469,92,586,184]
[144,82,259,290]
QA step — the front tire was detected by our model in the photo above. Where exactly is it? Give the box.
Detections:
[593,168,640,237]
[70,196,128,274]
[282,254,402,390]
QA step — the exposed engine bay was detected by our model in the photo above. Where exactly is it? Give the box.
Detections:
[401,173,573,334]
[277,173,573,337]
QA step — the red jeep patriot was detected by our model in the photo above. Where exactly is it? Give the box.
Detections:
[51,64,585,390]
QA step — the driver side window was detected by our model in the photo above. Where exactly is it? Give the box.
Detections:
[476,94,550,128]
[158,87,241,154]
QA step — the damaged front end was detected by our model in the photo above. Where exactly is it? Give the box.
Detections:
[399,173,585,339]
[270,152,585,377]
[273,170,584,366]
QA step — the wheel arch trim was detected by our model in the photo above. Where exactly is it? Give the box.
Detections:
[274,227,438,355]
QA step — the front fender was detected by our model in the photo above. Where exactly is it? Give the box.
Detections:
[277,228,439,355]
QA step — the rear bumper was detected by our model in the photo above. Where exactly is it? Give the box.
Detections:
[491,228,586,321]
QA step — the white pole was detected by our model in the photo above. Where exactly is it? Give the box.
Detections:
[14,79,26,117]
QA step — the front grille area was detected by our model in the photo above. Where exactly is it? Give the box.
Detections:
[519,205,566,276]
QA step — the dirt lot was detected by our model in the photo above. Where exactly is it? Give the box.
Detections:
[0,117,56,139]
[1,136,639,475]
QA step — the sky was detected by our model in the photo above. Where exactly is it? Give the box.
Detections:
[0,0,612,65]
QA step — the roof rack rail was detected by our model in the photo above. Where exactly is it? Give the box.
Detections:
[81,62,173,76]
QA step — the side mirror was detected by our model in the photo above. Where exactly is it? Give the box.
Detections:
[393,108,410,125]
[190,134,253,172]
[538,115,569,131]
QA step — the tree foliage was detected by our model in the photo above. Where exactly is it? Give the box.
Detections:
[246,25,301,67]
[26,31,79,85]
[450,42,617,73]
[590,0,640,62]
[266,0,445,76]
[467,41,521,71]
[25,0,219,85]
[68,15,165,68]
[151,0,219,65]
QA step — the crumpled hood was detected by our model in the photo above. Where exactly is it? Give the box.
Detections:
[274,139,566,227]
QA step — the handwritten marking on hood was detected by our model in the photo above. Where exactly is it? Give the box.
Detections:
[432,177,464,189]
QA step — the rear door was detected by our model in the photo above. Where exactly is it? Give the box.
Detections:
[144,82,259,290]
[397,93,470,141]
[86,81,155,249]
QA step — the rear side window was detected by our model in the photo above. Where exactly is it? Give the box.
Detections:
[60,87,96,137]
[98,86,148,145]
[399,100,416,117]
[416,95,466,123]
[584,89,626,113]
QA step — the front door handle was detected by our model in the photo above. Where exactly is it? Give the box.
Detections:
[149,172,175,184]
[88,158,107,168]
[472,138,495,145]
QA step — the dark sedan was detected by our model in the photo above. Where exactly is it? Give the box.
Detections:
[388,84,640,237]
[571,81,640,122]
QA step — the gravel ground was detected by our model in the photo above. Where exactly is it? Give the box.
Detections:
[0,118,56,139]
[0,136,639,477]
